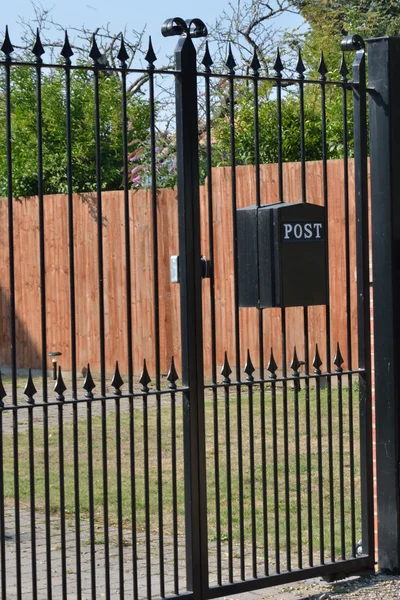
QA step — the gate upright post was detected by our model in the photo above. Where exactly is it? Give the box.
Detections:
[368,36,400,573]
[162,18,208,600]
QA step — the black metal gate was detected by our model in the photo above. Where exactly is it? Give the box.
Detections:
[0,16,374,600]
[169,20,374,599]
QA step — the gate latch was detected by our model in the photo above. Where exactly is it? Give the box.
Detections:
[170,255,212,283]
[170,255,180,283]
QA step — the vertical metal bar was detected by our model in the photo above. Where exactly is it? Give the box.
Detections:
[271,374,280,573]
[4,52,22,599]
[299,66,313,568]
[148,66,165,597]
[254,68,268,578]
[227,61,245,582]
[248,380,257,578]
[212,389,221,584]
[341,76,356,557]
[171,390,179,595]
[35,53,53,597]
[58,402,67,599]
[87,399,96,599]
[293,377,302,569]
[100,397,110,598]
[115,395,124,598]
[120,51,137,599]
[93,65,110,597]
[316,376,324,564]
[0,410,6,600]
[28,405,37,598]
[320,73,335,563]
[337,371,346,559]
[93,68,106,396]
[204,53,221,586]
[64,60,77,400]
[351,39,373,561]
[224,382,233,582]
[304,315,312,567]
[169,25,208,600]
[143,393,151,598]
[368,34,400,573]
[64,51,82,599]
[129,397,138,600]
[72,402,82,595]
[276,72,291,571]
[120,63,134,395]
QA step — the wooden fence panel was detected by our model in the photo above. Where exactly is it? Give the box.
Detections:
[0,159,361,380]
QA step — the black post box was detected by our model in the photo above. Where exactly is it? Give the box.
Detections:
[237,202,328,308]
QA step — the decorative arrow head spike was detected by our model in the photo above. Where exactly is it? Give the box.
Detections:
[318,51,328,80]
[111,361,124,395]
[273,47,284,77]
[89,34,102,63]
[61,30,73,60]
[244,349,255,381]
[0,372,6,407]
[333,342,344,372]
[32,28,45,59]
[145,36,157,67]
[24,369,37,404]
[54,366,67,401]
[296,47,306,78]
[202,41,213,71]
[290,346,302,375]
[226,43,236,73]
[339,52,348,81]
[267,348,278,379]
[221,352,232,383]
[139,359,151,392]
[117,34,129,65]
[250,48,261,75]
[83,364,95,399]
[167,356,179,390]
[313,344,323,374]
[1,26,14,57]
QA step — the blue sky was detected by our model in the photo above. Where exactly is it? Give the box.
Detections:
[1,1,303,61]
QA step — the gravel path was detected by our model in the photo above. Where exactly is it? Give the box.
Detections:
[278,573,400,599]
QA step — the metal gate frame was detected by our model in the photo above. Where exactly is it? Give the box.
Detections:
[166,19,375,599]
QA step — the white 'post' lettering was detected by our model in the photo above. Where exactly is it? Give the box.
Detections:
[314,223,323,239]
[294,224,302,238]
[283,223,293,239]
[304,223,312,238]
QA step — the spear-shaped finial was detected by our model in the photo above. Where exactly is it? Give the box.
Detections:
[145,36,157,68]
[118,33,129,66]
[61,30,73,62]
[202,41,213,72]
[32,28,45,60]
[1,26,14,58]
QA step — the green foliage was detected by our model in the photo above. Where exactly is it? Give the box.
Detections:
[208,79,353,171]
[0,61,150,197]
[291,0,400,70]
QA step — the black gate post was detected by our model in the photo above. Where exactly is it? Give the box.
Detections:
[162,18,208,599]
[348,35,375,565]
[368,36,400,573]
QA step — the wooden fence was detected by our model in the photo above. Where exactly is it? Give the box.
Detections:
[0,158,362,380]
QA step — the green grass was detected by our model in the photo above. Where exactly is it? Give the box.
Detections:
[0,382,362,560]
